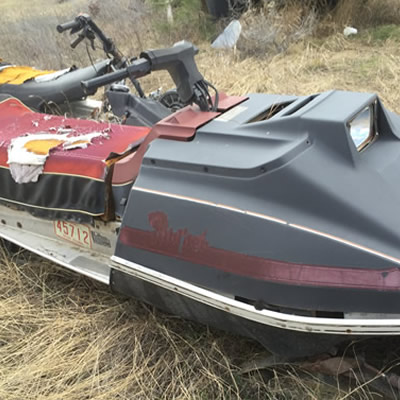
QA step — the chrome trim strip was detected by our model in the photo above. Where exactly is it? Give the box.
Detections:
[132,186,400,266]
[111,255,400,335]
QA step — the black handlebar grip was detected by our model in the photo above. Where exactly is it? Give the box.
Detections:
[57,19,81,33]
[81,69,129,92]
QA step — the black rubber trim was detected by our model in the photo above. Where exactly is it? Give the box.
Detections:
[110,268,353,357]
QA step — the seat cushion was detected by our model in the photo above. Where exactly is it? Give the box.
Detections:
[0,97,150,218]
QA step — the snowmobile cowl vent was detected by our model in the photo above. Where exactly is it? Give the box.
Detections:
[246,101,293,123]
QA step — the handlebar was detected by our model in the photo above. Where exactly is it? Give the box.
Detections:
[59,22,216,111]
[81,59,151,92]
[58,14,148,98]
[57,14,125,66]
[57,18,82,33]
[81,41,216,111]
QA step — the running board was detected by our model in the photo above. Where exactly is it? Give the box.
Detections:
[0,223,110,284]
[111,255,400,336]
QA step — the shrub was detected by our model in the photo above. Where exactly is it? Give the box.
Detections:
[237,1,319,56]
[147,0,216,43]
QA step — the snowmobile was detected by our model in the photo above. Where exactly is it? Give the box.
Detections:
[1,37,400,362]
[0,14,182,124]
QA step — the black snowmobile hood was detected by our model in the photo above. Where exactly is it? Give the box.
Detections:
[134,90,400,266]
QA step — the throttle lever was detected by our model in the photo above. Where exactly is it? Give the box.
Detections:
[70,25,83,35]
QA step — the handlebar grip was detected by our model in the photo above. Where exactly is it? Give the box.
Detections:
[57,19,82,33]
[81,69,129,92]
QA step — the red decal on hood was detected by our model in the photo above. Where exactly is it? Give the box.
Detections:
[119,212,400,292]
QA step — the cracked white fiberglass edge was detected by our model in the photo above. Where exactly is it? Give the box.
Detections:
[7,130,109,184]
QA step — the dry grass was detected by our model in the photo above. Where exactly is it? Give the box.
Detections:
[196,33,400,113]
[0,249,348,400]
[1,1,400,399]
[4,247,396,400]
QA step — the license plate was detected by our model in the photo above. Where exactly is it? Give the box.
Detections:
[54,220,92,249]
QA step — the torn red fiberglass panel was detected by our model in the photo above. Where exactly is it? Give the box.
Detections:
[112,95,248,184]
[112,105,221,184]
[0,98,150,181]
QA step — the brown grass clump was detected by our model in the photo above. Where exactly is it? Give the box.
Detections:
[331,0,400,29]
[237,0,400,56]
[317,0,400,36]
[2,248,399,399]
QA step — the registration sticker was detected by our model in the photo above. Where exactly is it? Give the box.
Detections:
[54,220,92,249]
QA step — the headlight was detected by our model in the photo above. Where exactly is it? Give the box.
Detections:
[348,104,375,151]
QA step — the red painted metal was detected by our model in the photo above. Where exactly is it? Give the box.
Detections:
[217,93,248,111]
[112,94,247,184]
[112,105,219,184]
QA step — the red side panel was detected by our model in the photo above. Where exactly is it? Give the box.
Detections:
[112,105,219,184]
[120,221,400,291]
[217,93,248,111]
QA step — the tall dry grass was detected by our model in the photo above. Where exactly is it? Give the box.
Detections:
[0,249,356,399]
[4,247,399,399]
[197,33,400,113]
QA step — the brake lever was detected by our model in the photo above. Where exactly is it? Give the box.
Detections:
[90,37,96,51]
[70,34,85,49]
[85,28,96,51]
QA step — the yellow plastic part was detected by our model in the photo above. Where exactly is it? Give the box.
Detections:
[0,66,56,85]
[24,138,93,155]
[24,139,63,155]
